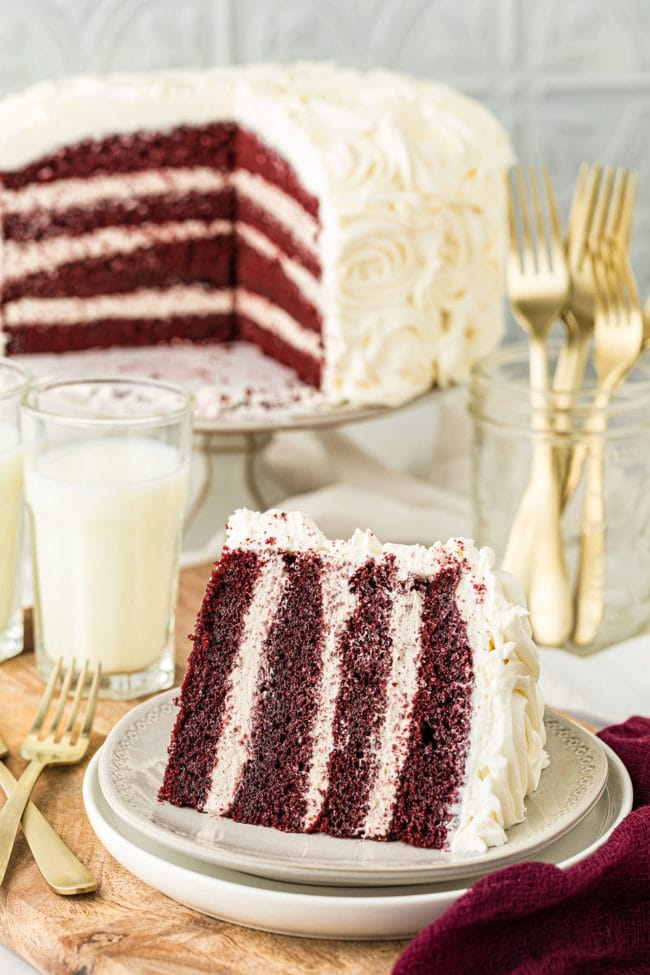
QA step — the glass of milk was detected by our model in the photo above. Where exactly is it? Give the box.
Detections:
[0,360,29,662]
[21,377,193,699]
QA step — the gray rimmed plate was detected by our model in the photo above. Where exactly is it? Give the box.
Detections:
[98,689,609,887]
[85,742,631,940]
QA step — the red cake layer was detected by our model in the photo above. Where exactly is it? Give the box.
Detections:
[316,557,397,839]
[237,240,321,334]
[4,312,234,356]
[1,126,320,220]
[2,189,235,244]
[237,314,322,387]
[229,552,324,832]
[236,197,320,278]
[159,549,262,810]
[0,123,235,190]
[2,236,235,303]
[389,565,474,848]
[234,128,319,219]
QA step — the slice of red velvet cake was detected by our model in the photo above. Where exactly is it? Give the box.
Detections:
[160,509,548,853]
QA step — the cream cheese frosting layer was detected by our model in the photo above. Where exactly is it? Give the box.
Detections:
[0,167,229,214]
[203,557,289,816]
[236,290,323,359]
[3,286,235,326]
[449,542,548,852]
[1,218,232,281]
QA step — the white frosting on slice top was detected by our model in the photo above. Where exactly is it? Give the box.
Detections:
[211,509,548,852]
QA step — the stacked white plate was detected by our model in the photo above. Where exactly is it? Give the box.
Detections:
[84,691,633,940]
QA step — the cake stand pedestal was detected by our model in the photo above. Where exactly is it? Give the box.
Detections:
[184,392,434,553]
[184,430,274,551]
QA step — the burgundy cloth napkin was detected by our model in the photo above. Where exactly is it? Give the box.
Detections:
[393,716,650,975]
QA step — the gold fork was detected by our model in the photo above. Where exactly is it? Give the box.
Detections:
[502,164,600,587]
[0,731,96,894]
[561,167,638,508]
[552,162,602,404]
[502,166,572,646]
[0,658,101,886]
[572,251,644,647]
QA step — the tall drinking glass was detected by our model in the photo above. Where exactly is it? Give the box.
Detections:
[22,377,193,698]
[0,360,29,662]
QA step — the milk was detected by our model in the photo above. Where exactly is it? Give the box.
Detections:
[25,437,189,674]
[0,423,23,632]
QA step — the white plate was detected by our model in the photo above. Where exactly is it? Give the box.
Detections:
[98,691,609,886]
[86,743,630,940]
[17,342,433,433]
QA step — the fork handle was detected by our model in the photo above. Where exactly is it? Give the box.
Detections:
[0,759,46,886]
[572,395,612,648]
[554,311,592,503]
[0,761,96,894]
[573,441,606,647]
[526,440,574,646]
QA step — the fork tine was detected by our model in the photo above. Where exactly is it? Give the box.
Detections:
[79,664,102,740]
[46,659,76,739]
[618,170,638,251]
[29,658,63,737]
[588,166,615,258]
[603,169,628,250]
[61,659,90,739]
[568,161,589,228]
[568,163,601,269]
[542,166,564,263]
[527,166,546,271]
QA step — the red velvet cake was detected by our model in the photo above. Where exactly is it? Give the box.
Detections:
[0,65,511,408]
[160,509,548,853]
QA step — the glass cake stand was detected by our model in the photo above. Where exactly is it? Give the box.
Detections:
[17,343,437,553]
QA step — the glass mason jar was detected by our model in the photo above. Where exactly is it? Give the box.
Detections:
[469,341,650,654]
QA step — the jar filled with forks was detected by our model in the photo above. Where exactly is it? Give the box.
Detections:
[470,340,650,652]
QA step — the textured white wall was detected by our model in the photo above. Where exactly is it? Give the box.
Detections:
[1,0,649,297]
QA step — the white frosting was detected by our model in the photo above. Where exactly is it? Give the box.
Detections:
[363,557,427,838]
[236,289,322,360]
[203,557,289,815]
[0,167,228,214]
[451,552,548,851]
[213,509,547,851]
[236,222,322,307]
[230,170,319,253]
[4,286,234,326]
[302,561,359,829]
[0,70,237,170]
[0,63,511,408]
[2,218,231,281]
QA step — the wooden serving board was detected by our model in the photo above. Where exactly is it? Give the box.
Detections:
[0,565,407,975]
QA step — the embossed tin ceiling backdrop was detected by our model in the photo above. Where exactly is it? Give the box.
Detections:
[1,0,649,299]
